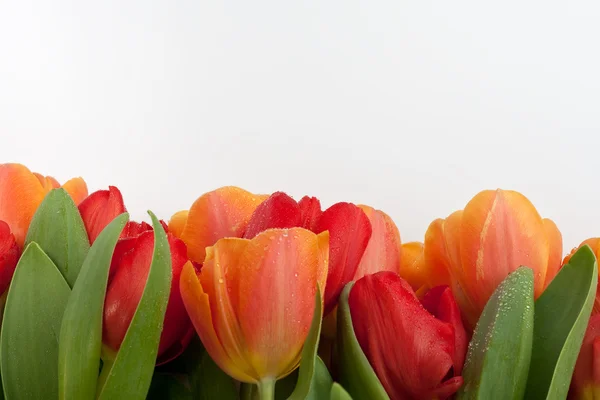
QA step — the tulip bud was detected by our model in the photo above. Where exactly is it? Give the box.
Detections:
[349,271,466,400]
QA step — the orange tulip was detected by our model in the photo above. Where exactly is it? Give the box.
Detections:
[180,228,328,394]
[0,163,88,248]
[169,186,268,264]
[352,205,402,280]
[423,189,562,326]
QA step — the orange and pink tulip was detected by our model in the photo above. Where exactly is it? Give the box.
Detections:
[179,228,329,392]
[422,189,562,326]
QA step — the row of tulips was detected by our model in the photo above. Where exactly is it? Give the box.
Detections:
[0,163,597,400]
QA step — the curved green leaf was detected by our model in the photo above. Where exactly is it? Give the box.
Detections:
[1,243,71,399]
[97,211,172,400]
[336,282,389,400]
[525,245,598,399]
[305,357,333,400]
[289,287,327,400]
[457,267,534,399]
[58,213,129,400]
[330,383,352,400]
[25,188,90,287]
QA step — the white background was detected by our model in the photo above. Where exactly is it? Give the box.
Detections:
[1,2,599,252]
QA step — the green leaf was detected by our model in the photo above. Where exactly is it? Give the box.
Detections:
[289,287,329,400]
[336,282,389,400]
[97,211,173,400]
[525,244,598,399]
[25,188,90,287]
[1,243,71,399]
[305,357,333,399]
[274,357,333,400]
[58,212,129,400]
[457,267,534,399]
[330,383,352,400]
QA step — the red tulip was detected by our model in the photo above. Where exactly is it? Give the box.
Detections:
[0,221,20,295]
[79,186,193,364]
[241,191,372,315]
[103,225,193,364]
[349,271,466,400]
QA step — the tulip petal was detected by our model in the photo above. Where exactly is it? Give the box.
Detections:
[423,218,454,288]
[180,187,267,264]
[460,189,549,311]
[168,210,189,239]
[354,206,402,280]
[298,196,322,231]
[421,286,467,375]
[399,241,427,291]
[349,272,457,399]
[315,203,372,315]
[0,220,20,294]
[34,173,60,191]
[0,164,48,247]
[542,218,562,289]
[61,177,89,206]
[180,261,255,383]
[243,192,301,239]
[200,237,259,381]
[232,228,329,379]
[78,186,127,244]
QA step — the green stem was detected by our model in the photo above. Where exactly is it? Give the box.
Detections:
[257,379,276,400]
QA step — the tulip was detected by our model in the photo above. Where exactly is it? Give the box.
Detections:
[564,238,600,314]
[351,205,401,280]
[103,225,193,364]
[179,228,329,396]
[422,189,562,326]
[570,314,600,399]
[78,186,193,363]
[173,190,371,315]
[0,163,88,247]
[349,271,466,400]
[0,221,20,296]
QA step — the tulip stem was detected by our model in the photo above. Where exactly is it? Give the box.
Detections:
[257,379,275,400]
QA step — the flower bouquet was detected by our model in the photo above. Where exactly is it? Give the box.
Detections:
[0,163,596,400]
